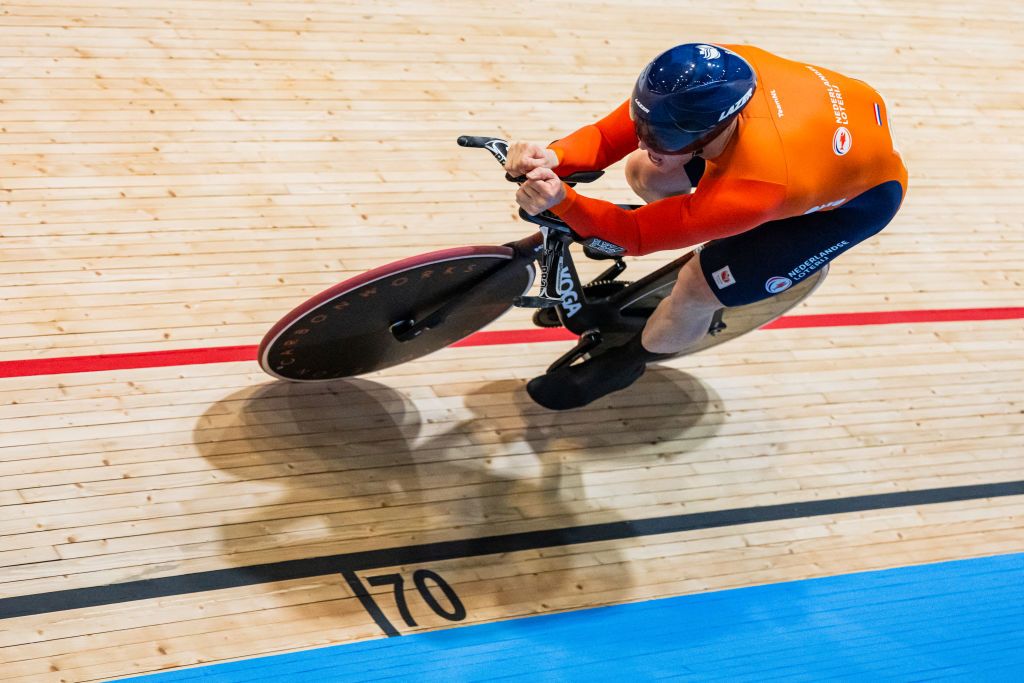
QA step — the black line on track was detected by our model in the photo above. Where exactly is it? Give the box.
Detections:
[2,479,1023,620]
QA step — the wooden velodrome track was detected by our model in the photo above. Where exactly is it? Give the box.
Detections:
[1,0,1022,680]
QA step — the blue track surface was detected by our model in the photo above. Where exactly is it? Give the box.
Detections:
[122,553,1024,682]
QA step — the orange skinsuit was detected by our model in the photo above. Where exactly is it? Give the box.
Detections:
[547,45,909,255]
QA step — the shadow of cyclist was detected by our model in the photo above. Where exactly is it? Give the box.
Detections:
[194,372,693,628]
[458,365,722,514]
[192,378,427,562]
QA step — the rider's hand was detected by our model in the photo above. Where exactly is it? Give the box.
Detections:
[505,141,559,177]
[516,167,567,215]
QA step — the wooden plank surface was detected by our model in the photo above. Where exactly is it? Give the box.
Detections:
[1,0,1022,680]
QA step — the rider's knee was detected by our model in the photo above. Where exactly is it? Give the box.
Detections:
[624,151,655,202]
[625,150,692,204]
[669,256,722,312]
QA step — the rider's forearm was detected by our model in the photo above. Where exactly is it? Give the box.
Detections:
[549,185,647,253]
[551,180,786,256]
[548,100,638,175]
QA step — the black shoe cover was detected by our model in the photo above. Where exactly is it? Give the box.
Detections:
[526,349,646,410]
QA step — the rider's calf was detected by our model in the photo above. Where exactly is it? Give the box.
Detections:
[641,256,722,354]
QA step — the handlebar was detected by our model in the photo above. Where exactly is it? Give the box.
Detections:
[457,135,604,185]
[458,134,629,260]
[456,135,499,149]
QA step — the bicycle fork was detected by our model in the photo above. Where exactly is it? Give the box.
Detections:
[514,226,574,311]
[512,227,626,373]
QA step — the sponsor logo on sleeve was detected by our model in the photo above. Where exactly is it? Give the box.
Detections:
[765,276,793,294]
[712,265,736,289]
[833,127,852,156]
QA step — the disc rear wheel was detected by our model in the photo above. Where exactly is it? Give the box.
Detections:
[259,246,536,381]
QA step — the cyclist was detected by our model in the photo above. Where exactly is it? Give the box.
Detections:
[507,43,908,410]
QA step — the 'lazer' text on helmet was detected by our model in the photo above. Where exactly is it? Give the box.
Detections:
[718,88,755,122]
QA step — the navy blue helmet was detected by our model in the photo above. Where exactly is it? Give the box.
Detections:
[630,43,757,155]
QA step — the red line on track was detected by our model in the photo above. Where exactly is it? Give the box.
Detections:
[0,346,257,379]
[1,307,1021,379]
[761,307,1024,329]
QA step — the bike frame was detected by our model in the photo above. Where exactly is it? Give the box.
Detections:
[504,218,687,337]
[260,134,827,382]
[457,135,693,370]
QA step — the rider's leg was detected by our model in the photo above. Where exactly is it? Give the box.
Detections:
[640,254,723,354]
[625,148,718,354]
[526,150,710,410]
[526,181,906,410]
[526,257,718,411]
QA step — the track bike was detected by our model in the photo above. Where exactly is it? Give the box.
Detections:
[258,136,827,383]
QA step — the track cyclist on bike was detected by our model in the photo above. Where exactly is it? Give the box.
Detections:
[507,43,908,410]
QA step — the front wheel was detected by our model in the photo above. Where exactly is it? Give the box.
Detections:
[259,246,536,381]
[678,264,829,356]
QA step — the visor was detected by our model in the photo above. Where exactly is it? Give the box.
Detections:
[630,100,732,155]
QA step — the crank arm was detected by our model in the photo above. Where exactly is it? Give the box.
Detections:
[546,329,603,373]
[515,295,561,309]
[590,258,626,285]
